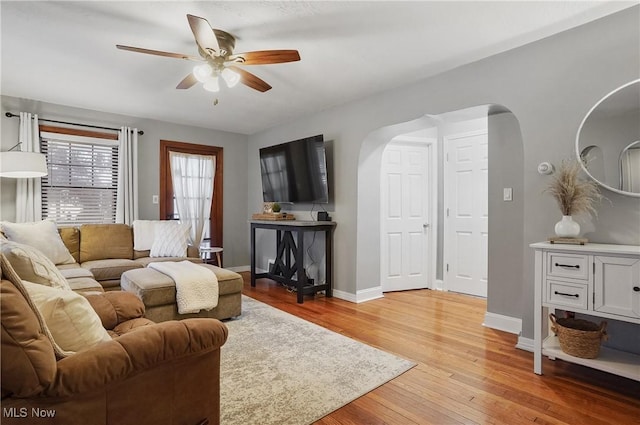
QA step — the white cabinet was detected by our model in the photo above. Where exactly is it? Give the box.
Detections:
[594,255,640,318]
[531,242,640,381]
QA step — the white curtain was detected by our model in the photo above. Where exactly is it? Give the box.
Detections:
[16,112,42,222]
[116,127,139,225]
[169,152,215,247]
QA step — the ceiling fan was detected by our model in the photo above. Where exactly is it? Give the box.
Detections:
[116,14,300,94]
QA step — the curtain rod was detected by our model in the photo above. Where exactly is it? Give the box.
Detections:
[4,112,144,135]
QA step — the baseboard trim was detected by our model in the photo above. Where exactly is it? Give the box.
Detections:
[483,312,522,335]
[356,286,384,303]
[331,289,356,302]
[333,286,383,303]
[516,336,534,352]
[228,265,251,273]
[235,267,382,304]
[433,279,444,291]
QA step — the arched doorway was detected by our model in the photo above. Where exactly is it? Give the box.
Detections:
[356,105,524,332]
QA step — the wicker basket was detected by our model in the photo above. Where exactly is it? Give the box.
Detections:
[549,313,607,359]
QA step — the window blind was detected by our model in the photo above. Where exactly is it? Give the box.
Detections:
[40,136,118,225]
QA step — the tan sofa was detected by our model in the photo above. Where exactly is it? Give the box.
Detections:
[1,254,228,425]
[57,223,202,292]
[3,222,243,322]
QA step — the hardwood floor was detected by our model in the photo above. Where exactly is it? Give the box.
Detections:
[240,274,640,425]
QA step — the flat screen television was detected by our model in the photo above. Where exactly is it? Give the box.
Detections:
[260,135,329,203]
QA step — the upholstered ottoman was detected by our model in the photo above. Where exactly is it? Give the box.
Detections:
[121,264,243,322]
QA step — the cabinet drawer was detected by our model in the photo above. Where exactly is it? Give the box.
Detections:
[546,252,590,281]
[546,279,589,310]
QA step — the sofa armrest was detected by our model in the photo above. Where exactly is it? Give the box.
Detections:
[83,291,146,330]
[46,318,228,397]
[187,245,200,258]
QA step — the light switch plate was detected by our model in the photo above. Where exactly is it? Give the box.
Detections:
[152,195,159,204]
[503,188,513,201]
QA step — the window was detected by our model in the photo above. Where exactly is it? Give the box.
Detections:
[160,140,223,250]
[40,130,118,225]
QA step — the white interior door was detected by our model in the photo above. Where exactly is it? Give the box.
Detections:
[444,130,488,297]
[381,140,434,292]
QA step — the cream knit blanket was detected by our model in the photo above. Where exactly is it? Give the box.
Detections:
[148,261,219,314]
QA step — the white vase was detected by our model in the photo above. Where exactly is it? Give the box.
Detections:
[554,215,580,237]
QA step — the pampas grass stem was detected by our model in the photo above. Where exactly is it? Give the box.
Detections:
[546,159,602,217]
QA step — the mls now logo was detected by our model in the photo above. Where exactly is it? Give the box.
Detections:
[3,408,27,418]
[3,407,56,418]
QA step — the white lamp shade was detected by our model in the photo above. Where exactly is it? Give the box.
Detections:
[193,64,213,83]
[0,151,48,178]
[203,76,220,92]
[221,68,240,88]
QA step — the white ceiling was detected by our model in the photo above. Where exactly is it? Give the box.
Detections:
[1,1,635,135]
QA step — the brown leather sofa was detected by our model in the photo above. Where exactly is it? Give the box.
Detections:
[1,255,228,425]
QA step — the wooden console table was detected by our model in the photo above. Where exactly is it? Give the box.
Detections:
[250,220,336,303]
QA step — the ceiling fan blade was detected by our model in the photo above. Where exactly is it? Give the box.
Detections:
[187,14,219,56]
[228,50,300,65]
[176,73,198,90]
[116,45,202,62]
[228,66,272,92]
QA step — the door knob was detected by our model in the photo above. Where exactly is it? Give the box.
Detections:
[423,223,430,228]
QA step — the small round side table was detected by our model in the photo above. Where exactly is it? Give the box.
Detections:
[200,246,223,267]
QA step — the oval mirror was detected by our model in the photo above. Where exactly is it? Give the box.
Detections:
[576,79,640,197]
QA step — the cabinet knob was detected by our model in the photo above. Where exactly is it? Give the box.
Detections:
[634,286,640,292]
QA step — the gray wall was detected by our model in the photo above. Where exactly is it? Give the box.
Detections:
[487,112,524,318]
[0,96,249,267]
[247,7,640,338]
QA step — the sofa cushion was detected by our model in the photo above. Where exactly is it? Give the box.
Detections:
[83,291,146,330]
[1,220,75,265]
[57,263,95,280]
[57,264,103,293]
[80,224,133,262]
[111,317,155,336]
[134,256,201,267]
[150,221,190,258]
[22,280,112,353]
[81,259,143,282]
[1,274,57,397]
[121,264,243,308]
[67,277,104,293]
[135,248,201,260]
[58,226,80,263]
[121,268,180,307]
[134,249,151,259]
[1,240,71,290]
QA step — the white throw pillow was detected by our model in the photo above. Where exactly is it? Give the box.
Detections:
[22,280,112,353]
[1,220,75,265]
[150,221,190,257]
[133,219,164,251]
[1,240,71,291]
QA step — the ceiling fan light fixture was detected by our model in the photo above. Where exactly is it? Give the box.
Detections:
[221,68,240,88]
[193,63,213,82]
[117,14,299,95]
[203,76,220,92]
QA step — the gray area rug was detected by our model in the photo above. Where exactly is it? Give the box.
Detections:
[220,296,415,425]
